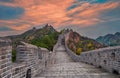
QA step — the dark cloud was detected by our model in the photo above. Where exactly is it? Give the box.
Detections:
[67,0,108,11]
[0,0,13,2]
[100,6,120,19]
[67,4,78,11]
[0,5,24,20]
[91,0,108,4]
[0,26,12,31]
[76,0,108,3]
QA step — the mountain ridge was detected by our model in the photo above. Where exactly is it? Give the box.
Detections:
[96,32,120,46]
[6,24,59,51]
[66,29,105,55]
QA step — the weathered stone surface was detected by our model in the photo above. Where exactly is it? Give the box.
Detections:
[35,44,119,78]
[0,39,12,78]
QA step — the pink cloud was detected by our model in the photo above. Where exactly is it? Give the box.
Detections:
[9,24,31,31]
[78,2,119,18]
[0,0,120,32]
[67,2,120,26]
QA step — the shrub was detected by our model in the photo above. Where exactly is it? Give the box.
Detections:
[76,48,82,55]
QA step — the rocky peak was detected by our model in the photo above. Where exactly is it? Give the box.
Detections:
[115,32,120,36]
[32,27,37,31]
[96,32,120,46]
[44,24,55,32]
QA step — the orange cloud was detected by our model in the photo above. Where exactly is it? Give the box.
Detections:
[20,0,73,26]
[10,24,31,31]
[0,0,120,31]
[0,2,19,7]
[67,2,120,26]
[78,2,119,18]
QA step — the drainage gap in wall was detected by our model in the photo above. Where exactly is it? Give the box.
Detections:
[112,69,119,75]
[85,62,87,64]
[103,60,107,65]
[90,63,93,65]
[111,53,115,60]
[98,66,102,68]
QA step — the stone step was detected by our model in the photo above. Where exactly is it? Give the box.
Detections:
[35,62,119,78]
[45,68,106,73]
[35,74,119,78]
[40,72,111,76]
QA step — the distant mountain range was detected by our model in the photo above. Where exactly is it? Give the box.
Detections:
[4,24,119,61]
[66,29,105,55]
[96,32,120,46]
[5,24,120,56]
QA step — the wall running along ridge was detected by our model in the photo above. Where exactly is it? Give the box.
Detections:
[64,33,120,75]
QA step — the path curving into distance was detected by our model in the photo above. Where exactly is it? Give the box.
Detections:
[35,45,119,78]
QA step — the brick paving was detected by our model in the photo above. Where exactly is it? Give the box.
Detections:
[35,45,119,78]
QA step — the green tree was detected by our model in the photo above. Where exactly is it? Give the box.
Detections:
[12,49,16,62]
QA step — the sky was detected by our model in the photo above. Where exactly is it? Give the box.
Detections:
[0,0,120,38]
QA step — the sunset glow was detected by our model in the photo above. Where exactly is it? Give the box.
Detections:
[0,0,120,37]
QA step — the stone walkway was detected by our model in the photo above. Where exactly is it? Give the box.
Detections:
[35,45,119,78]
[54,45,73,64]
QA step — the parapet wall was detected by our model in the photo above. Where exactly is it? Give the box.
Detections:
[80,46,120,74]
[64,34,120,75]
[0,39,50,78]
